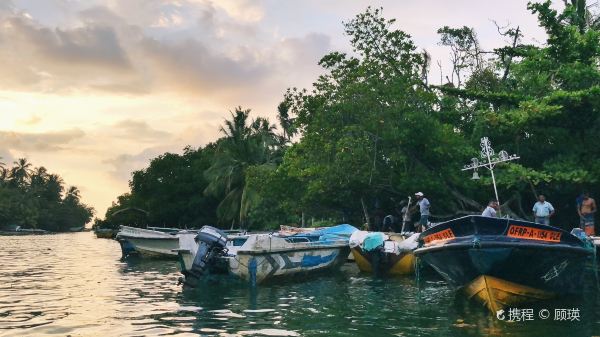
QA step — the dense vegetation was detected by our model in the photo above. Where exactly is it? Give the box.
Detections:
[98,1,600,231]
[0,158,94,231]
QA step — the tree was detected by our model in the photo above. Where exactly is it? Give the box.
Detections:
[204,107,280,227]
[0,159,93,231]
[434,0,600,225]
[277,7,475,225]
[9,158,31,188]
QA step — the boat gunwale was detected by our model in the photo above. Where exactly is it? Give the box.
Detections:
[414,239,593,255]
[116,235,181,241]
[236,243,349,255]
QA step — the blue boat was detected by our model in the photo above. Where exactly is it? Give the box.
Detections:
[414,215,596,313]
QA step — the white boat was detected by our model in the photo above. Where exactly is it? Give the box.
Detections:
[178,224,357,286]
[591,236,600,256]
[116,226,197,258]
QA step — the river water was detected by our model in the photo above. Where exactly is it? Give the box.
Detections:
[1,232,599,336]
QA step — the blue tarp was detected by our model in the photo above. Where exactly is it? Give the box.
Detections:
[362,232,385,252]
[292,224,358,243]
[307,224,358,237]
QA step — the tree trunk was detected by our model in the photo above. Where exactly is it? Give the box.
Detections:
[361,197,370,228]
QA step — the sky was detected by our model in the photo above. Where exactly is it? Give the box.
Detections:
[0,0,561,218]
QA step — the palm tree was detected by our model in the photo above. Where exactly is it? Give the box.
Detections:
[30,166,48,187]
[63,186,81,204]
[220,106,252,143]
[43,174,65,202]
[0,157,6,185]
[277,100,296,143]
[9,158,32,188]
[205,107,280,228]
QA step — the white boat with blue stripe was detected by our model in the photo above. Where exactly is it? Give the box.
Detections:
[178,224,357,286]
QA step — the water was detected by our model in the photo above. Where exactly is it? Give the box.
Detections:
[1,233,599,336]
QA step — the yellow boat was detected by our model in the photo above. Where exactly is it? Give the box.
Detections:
[350,232,417,276]
[463,275,554,313]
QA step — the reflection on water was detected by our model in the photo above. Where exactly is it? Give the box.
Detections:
[0,233,599,336]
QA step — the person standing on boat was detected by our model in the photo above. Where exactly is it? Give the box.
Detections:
[481,200,498,218]
[414,192,430,232]
[576,192,585,229]
[532,195,555,225]
[578,192,596,236]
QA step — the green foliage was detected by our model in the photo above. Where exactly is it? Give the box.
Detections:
[98,146,220,229]
[101,1,600,230]
[0,158,94,231]
[438,0,600,226]
[204,107,281,228]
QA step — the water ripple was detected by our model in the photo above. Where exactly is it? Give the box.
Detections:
[1,233,599,336]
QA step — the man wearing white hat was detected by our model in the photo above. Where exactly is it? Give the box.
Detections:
[414,192,430,232]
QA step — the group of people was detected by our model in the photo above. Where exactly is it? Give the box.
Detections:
[411,191,597,235]
[482,193,596,235]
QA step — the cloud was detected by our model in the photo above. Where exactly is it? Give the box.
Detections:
[210,0,265,23]
[103,146,172,181]
[138,36,271,97]
[0,148,14,165]
[0,128,85,151]
[0,14,136,92]
[112,119,171,142]
[0,0,331,101]
[0,1,14,15]
[11,18,131,69]
[17,114,42,126]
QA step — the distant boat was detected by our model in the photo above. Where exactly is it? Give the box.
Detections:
[68,226,85,232]
[116,226,197,259]
[349,231,418,276]
[0,227,50,236]
[178,224,358,287]
[414,215,596,313]
[94,228,117,239]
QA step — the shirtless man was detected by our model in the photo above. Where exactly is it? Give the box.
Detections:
[579,192,597,236]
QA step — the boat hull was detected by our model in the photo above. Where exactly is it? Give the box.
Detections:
[116,226,196,259]
[464,275,555,313]
[414,216,596,313]
[351,247,415,275]
[94,229,116,239]
[230,246,350,285]
[418,244,591,293]
[120,236,180,258]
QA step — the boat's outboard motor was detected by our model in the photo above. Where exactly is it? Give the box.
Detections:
[182,226,227,288]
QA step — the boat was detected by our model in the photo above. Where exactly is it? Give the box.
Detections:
[349,231,418,276]
[176,230,249,276]
[414,215,596,313]
[94,228,117,239]
[0,228,50,236]
[68,226,85,232]
[116,225,197,259]
[591,236,600,258]
[179,224,358,287]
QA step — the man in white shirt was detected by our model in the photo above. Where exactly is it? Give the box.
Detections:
[414,192,430,232]
[532,194,555,225]
[481,200,498,218]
